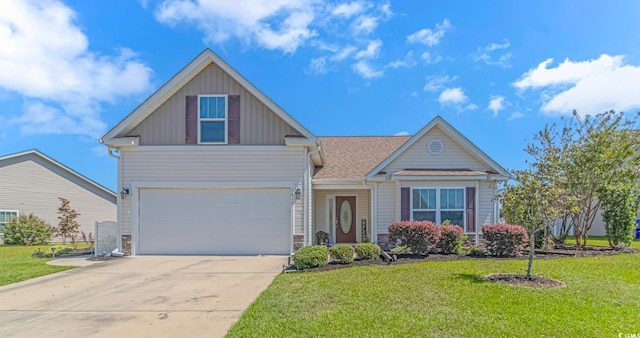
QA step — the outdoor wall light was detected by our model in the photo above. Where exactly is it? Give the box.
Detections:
[120,187,130,199]
[294,187,302,200]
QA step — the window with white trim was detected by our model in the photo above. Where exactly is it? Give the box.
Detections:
[412,188,465,227]
[198,95,227,143]
[0,210,18,229]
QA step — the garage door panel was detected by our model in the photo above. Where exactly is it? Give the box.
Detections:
[138,188,290,255]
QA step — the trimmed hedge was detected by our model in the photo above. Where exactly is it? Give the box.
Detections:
[389,221,441,254]
[329,244,355,264]
[482,224,528,257]
[354,243,380,260]
[438,225,467,254]
[293,245,328,270]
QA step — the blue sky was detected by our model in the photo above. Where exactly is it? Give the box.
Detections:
[1,0,640,191]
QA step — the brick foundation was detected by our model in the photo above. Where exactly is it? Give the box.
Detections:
[121,235,132,255]
[376,234,391,251]
[293,235,304,252]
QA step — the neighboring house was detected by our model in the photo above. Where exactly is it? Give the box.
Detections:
[0,149,117,242]
[99,49,510,255]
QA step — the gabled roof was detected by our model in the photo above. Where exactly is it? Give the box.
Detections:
[366,116,510,179]
[313,136,410,179]
[0,149,116,197]
[100,49,318,144]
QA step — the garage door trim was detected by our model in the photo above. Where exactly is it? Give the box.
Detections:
[130,180,297,255]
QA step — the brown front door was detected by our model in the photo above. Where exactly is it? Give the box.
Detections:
[335,196,356,243]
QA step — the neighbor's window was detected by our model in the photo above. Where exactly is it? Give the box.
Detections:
[198,95,227,143]
[0,210,18,229]
[412,188,465,227]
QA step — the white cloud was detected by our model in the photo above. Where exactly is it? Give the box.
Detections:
[386,51,416,69]
[395,131,410,136]
[487,96,505,116]
[155,0,318,54]
[508,111,524,120]
[331,46,357,61]
[423,74,457,92]
[332,2,365,18]
[352,61,383,79]
[352,15,378,35]
[355,40,382,59]
[472,39,511,67]
[438,87,468,106]
[420,52,442,64]
[406,19,452,46]
[306,57,328,75]
[0,0,152,138]
[514,54,640,115]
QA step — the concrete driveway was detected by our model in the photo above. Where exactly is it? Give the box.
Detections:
[0,255,288,337]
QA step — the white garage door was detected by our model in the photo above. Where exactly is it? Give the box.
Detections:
[138,188,291,255]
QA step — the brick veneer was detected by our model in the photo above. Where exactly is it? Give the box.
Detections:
[293,235,304,251]
[121,235,132,255]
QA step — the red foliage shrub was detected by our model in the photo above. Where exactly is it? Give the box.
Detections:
[388,221,441,254]
[438,225,467,254]
[482,224,529,257]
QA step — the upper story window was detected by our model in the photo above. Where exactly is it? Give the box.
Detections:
[198,95,227,144]
[0,210,18,230]
[412,188,464,227]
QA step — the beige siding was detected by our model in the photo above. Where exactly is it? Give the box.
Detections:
[312,189,371,243]
[0,154,116,240]
[383,126,491,173]
[120,147,306,235]
[129,63,298,145]
[374,180,496,235]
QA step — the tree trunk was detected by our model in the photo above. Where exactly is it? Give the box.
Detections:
[527,227,535,279]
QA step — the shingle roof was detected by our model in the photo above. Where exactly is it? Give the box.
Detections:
[313,136,411,179]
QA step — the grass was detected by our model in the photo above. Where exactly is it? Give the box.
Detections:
[228,254,640,337]
[0,244,77,287]
[566,235,640,249]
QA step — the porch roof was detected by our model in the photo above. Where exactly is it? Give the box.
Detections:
[393,169,497,176]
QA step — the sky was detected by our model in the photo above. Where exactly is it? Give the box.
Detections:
[1,0,640,191]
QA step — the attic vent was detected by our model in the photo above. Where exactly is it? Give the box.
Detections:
[428,139,444,155]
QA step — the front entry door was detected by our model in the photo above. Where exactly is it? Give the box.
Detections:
[335,196,356,243]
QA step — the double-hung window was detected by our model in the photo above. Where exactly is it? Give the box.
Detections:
[198,95,227,143]
[0,210,18,230]
[412,188,465,227]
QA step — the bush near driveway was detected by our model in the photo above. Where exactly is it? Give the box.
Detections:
[354,243,380,260]
[329,244,355,264]
[293,245,328,270]
[3,214,53,245]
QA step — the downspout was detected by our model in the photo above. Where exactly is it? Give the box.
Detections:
[307,145,322,246]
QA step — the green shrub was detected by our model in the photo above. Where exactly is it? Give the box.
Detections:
[329,244,355,264]
[438,225,467,254]
[354,243,380,260]
[293,245,328,270]
[4,214,52,245]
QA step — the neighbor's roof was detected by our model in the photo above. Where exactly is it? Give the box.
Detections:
[393,169,498,176]
[313,136,411,179]
[0,149,116,197]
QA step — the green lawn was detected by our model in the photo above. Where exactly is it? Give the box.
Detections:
[566,235,640,249]
[0,245,76,287]
[228,254,640,337]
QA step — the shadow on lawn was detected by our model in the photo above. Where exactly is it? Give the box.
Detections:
[453,273,485,283]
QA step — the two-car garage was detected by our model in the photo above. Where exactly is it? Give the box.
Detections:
[136,187,292,255]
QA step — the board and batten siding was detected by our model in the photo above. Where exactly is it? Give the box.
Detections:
[382,126,491,173]
[312,189,371,242]
[119,147,306,236]
[128,62,298,145]
[0,154,116,240]
[374,180,496,235]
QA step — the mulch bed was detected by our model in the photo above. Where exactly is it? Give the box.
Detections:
[483,273,567,288]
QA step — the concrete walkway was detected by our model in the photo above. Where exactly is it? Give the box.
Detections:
[0,255,288,337]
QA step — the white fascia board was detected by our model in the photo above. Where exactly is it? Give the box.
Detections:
[312,178,365,185]
[101,137,139,147]
[391,175,489,181]
[285,138,316,146]
[126,145,288,152]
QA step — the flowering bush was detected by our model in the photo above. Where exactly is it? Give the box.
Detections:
[438,225,467,254]
[388,221,441,254]
[482,224,528,257]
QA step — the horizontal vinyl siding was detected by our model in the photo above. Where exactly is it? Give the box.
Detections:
[129,63,298,145]
[375,180,495,234]
[383,126,491,173]
[0,155,116,240]
[312,189,370,243]
[120,147,305,235]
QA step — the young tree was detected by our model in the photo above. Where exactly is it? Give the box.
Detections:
[54,197,81,244]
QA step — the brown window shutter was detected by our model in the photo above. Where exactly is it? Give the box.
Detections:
[228,95,240,144]
[466,187,476,232]
[185,95,198,144]
[400,187,410,221]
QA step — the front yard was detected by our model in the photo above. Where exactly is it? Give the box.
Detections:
[0,245,76,287]
[228,253,640,337]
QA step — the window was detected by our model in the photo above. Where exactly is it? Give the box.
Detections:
[198,95,227,143]
[412,188,465,227]
[0,210,18,229]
